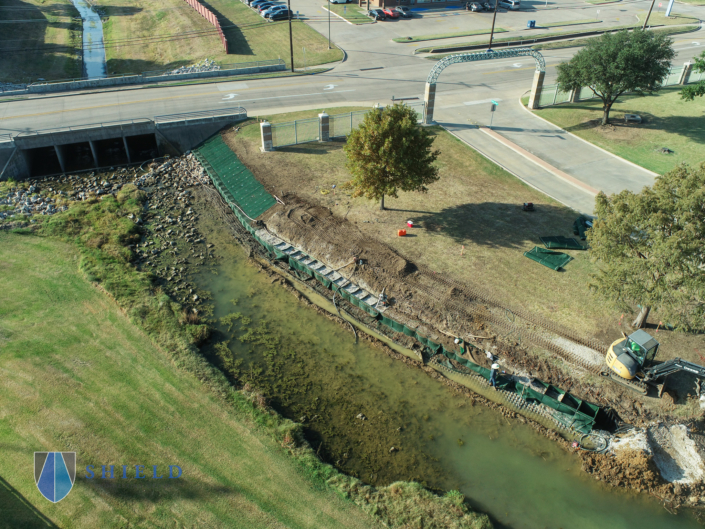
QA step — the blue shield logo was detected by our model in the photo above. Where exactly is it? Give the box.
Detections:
[34,452,76,502]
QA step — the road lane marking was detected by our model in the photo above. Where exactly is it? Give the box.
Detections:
[220,90,356,104]
[216,82,249,92]
[464,98,503,106]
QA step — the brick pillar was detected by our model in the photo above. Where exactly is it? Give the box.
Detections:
[569,87,580,103]
[260,121,273,152]
[318,112,330,142]
[680,62,694,85]
[423,82,436,124]
[528,70,545,110]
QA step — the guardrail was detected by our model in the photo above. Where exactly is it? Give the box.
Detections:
[13,118,154,138]
[154,108,247,124]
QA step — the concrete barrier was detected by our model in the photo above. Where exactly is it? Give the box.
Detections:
[23,62,286,95]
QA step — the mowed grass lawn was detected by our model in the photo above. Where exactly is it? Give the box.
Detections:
[228,109,617,339]
[103,0,341,74]
[0,232,379,529]
[532,86,705,174]
[327,4,374,25]
[0,0,81,83]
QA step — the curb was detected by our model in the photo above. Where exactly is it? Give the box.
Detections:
[517,96,659,178]
[320,6,361,26]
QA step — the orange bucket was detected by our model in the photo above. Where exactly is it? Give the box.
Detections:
[398,229,407,237]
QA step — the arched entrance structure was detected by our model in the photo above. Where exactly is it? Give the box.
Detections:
[423,48,547,124]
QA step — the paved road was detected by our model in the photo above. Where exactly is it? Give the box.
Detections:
[1,0,703,212]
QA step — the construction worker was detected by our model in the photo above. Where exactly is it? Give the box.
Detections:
[490,362,499,389]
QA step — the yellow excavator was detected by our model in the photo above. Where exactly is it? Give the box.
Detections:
[605,329,705,395]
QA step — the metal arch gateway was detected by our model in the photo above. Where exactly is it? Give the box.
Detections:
[423,48,548,124]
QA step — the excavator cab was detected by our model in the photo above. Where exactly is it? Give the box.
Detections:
[606,329,660,380]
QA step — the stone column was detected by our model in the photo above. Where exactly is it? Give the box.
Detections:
[318,112,330,142]
[122,137,132,163]
[88,140,100,168]
[54,144,66,174]
[260,121,273,152]
[569,87,580,103]
[680,62,694,85]
[528,70,545,110]
[423,83,436,124]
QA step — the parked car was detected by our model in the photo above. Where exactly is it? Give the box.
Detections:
[367,8,386,20]
[257,2,276,12]
[498,0,520,9]
[482,2,494,10]
[262,5,286,17]
[382,7,399,18]
[330,0,351,3]
[270,8,293,20]
[395,6,412,17]
[250,0,271,8]
[468,2,482,11]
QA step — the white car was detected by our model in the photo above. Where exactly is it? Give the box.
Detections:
[329,0,350,4]
[262,5,286,17]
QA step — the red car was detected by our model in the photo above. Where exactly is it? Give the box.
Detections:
[382,7,399,18]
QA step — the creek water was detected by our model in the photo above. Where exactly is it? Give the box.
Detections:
[194,224,702,528]
[70,0,106,79]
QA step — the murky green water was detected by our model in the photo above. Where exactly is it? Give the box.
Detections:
[194,231,701,529]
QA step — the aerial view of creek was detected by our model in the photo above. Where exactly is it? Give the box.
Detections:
[189,202,702,529]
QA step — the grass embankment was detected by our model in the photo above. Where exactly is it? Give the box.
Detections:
[530,86,705,175]
[533,24,699,49]
[393,28,507,43]
[418,15,699,54]
[0,0,81,83]
[101,0,341,74]
[326,4,374,24]
[540,19,601,28]
[0,185,489,528]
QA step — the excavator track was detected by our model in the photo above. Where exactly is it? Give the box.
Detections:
[603,372,648,394]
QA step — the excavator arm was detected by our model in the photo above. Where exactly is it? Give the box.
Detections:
[642,358,705,382]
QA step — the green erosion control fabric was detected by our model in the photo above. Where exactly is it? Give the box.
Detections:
[196,135,276,219]
[524,247,572,271]
[540,236,585,250]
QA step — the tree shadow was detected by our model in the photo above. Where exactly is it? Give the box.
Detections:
[417,201,578,249]
[84,473,236,502]
[0,475,58,529]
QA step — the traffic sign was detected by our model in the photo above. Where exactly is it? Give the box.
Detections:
[491,100,499,106]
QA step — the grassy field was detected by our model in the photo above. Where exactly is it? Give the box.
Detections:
[326,4,374,25]
[531,86,705,174]
[0,231,383,528]
[393,28,507,43]
[101,0,342,74]
[0,0,81,83]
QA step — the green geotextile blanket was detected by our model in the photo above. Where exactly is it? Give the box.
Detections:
[524,247,572,270]
[540,236,585,250]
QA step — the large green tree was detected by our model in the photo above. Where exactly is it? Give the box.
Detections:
[680,50,705,101]
[588,163,705,331]
[556,29,675,125]
[344,104,440,210]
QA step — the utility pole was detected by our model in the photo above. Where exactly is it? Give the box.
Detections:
[328,0,331,49]
[488,1,499,51]
[642,0,656,29]
[288,0,294,72]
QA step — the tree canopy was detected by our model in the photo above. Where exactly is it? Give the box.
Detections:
[680,50,705,101]
[344,104,440,210]
[588,163,705,331]
[556,29,675,125]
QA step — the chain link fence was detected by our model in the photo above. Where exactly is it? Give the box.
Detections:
[539,65,696,108]
[270,103,426,148]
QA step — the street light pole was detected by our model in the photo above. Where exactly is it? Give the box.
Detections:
[642,0,656,29]
[288,0,294,72]
[328,0,331,49]
[488,1,499,51]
